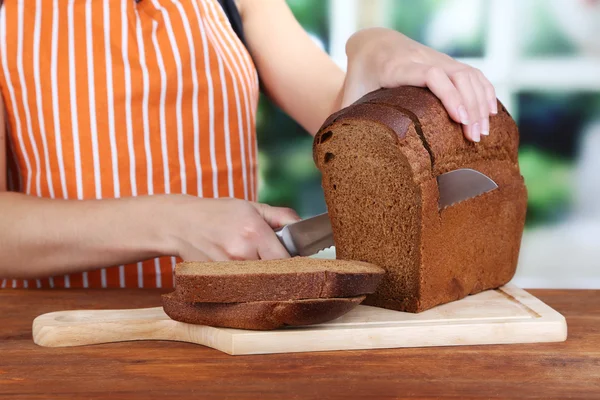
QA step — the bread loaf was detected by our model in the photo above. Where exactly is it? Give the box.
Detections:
[313,86,527,312]
[162,292,365,330]
[173,258,385,303]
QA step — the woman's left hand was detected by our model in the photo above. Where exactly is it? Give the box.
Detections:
[343,27,498,142]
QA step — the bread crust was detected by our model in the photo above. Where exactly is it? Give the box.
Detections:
[162,293,365,330]
[173,258,385,303]
[314,86,527,313]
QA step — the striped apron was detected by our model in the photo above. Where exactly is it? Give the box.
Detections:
[0,0,259,288]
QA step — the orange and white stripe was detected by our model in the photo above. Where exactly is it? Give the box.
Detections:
[0,0,259,289]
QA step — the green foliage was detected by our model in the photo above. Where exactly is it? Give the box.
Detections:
[255,1,328,217]
[390,0,440,40]
[518,147,574,227]
[257,135,323,215]
[286,0,329,47]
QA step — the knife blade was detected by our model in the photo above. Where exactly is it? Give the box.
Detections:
[275,168,498,257]
[275,212,332,258]
[436,168,498,210]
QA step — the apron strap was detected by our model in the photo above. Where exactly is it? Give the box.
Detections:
[216,0,247,48]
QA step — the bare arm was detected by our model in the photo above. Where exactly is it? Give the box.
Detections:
[239,0,345,135]
[0,193,177,279]
[240,1,497,142]
[0,96,298,280]
[0,192,298,280]
[0,94,167,278]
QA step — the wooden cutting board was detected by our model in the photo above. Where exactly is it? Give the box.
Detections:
[32,284,567,355]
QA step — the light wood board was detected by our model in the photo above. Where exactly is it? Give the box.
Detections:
[32,284,567,355]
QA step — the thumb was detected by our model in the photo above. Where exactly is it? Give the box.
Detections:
[340,64,381,108]
[250,202,301,229]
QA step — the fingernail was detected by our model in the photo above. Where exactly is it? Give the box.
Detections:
[481,119,489,136]
[472,122,481,142]
[458,105,469,125]
[490,99,498,114]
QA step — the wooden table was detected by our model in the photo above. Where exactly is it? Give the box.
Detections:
[1,289,598,399]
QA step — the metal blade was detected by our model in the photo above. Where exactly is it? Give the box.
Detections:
[275,168,497,256]
[275,212,333,257]
[437,168,498,209]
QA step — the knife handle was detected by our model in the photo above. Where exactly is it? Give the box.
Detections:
[274,226,299,257]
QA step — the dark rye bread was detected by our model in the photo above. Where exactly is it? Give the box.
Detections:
[313,86,527,313]
[173,258,385,303]
[162,292,365,330]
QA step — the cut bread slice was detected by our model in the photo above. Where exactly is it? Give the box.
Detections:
[162,292,365,330]
[172,257,385,303]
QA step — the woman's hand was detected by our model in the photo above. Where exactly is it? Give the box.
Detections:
[343,27,497,142]
[166,196,300,262]
[0,193,300,280]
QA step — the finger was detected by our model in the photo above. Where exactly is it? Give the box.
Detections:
[422,66,467,125]
[451,70,481,142]
[469,72,490,136]
[256,225,291,260]
[258,239,291,260]
[251,202,301,229]
[380,62,469,125]
[202,245,232,262]
[225,241,260,261]
[476,69,498,115]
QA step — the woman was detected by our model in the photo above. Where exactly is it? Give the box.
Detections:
[0,0,496,289]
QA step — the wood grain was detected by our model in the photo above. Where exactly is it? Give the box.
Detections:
[30,285,567,354]
[1,289,598,399]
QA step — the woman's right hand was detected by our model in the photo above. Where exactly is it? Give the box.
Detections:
[165,196,301,262]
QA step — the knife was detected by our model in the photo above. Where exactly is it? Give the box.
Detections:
[275,168,498,257]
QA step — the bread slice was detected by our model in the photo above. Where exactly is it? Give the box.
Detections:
[173,257,385,303]
[313,86,527,313]
[162,292,365,330]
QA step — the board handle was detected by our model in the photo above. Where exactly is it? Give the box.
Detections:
[32,307,179,347]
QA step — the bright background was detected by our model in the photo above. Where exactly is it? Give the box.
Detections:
[257,0,600,289]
